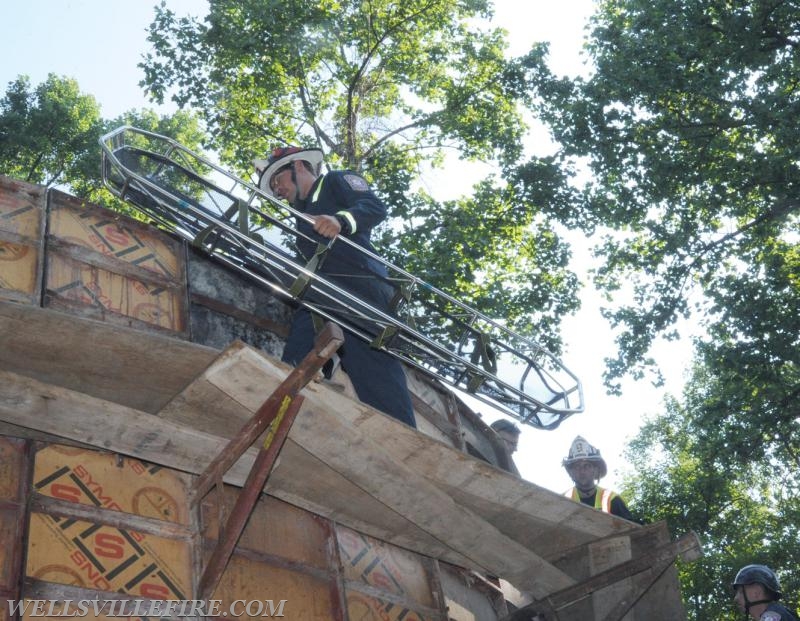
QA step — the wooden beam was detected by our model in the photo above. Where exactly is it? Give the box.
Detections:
[30,494,192,541]
[197,322,343,600]
[192,322,343,501]
[502,531,702,620]
[0,300,218,414]
[197,394,305,600]
[0,368,254,478]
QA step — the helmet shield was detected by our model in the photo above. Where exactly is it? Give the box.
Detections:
[562,435,608,478]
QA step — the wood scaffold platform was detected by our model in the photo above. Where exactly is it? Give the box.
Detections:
[0,300,701,620]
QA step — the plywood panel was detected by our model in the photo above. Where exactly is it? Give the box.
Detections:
[45,253,184,331]
[45,191,187,333]
[212,554,332,620]
[0,240,38,299]
[202,490,329,569]
[47,192,183,281]
[34,444,191,525]
[337,525,435,608]
[26,514,191,600]
[345,591,438,621]
[0,176,44,302]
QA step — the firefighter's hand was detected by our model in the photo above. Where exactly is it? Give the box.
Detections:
[309,214,341,238]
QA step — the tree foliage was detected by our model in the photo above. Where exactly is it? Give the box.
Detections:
[529,0,800,388]
[0,74,102,188]
[623,355,800,620]
[529,1,800,615]
[0,73,206,216]
[139,0,579,350]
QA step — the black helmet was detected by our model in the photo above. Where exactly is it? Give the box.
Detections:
[491,419,520,435]
[732,564,782,599]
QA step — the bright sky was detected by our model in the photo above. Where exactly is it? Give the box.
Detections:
[0,0,694,495]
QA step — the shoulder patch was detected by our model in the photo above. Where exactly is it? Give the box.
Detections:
[343,173,370,192]
[762,612,782,621]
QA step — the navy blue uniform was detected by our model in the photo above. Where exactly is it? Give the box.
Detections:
[281,170,416,428]
[760,603,800,621]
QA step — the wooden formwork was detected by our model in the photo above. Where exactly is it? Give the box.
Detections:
[0,177,46,306]
[0,178,698,620]
[44,190,189,336]
[0,305,700,621]
[0,436,507,621]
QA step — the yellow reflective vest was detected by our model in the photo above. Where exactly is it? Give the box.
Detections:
[565,486,617,513]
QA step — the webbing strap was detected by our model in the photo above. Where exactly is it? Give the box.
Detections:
[466,332,498,392]
[388,281,413,313]
[289,241,331,298]
[371,325,397,349]
[311,311,326,334]
[371,281,413,348]
[192,198,253,247]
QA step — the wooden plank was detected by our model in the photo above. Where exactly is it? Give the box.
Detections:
[0,421,90,448]
[30,494,192,542]
[196,344,629,555]
[0,368,248,476]
[0,299,217,413]
[287,407,575,597]
[504,531,701,621]
[191,344,576,598]
[0,368,491,576]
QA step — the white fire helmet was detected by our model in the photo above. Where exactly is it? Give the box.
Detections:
[254,146,324,197]
[562,435,607,478]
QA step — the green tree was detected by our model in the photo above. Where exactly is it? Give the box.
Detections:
[528,1,800,615]
[0,74,206,215]
[527,0,800,388]
[0,74,102,188]
[139,0,579,350]
[623,357,800,620]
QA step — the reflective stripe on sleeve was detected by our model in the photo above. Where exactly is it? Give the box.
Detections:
[336,210,357,234]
